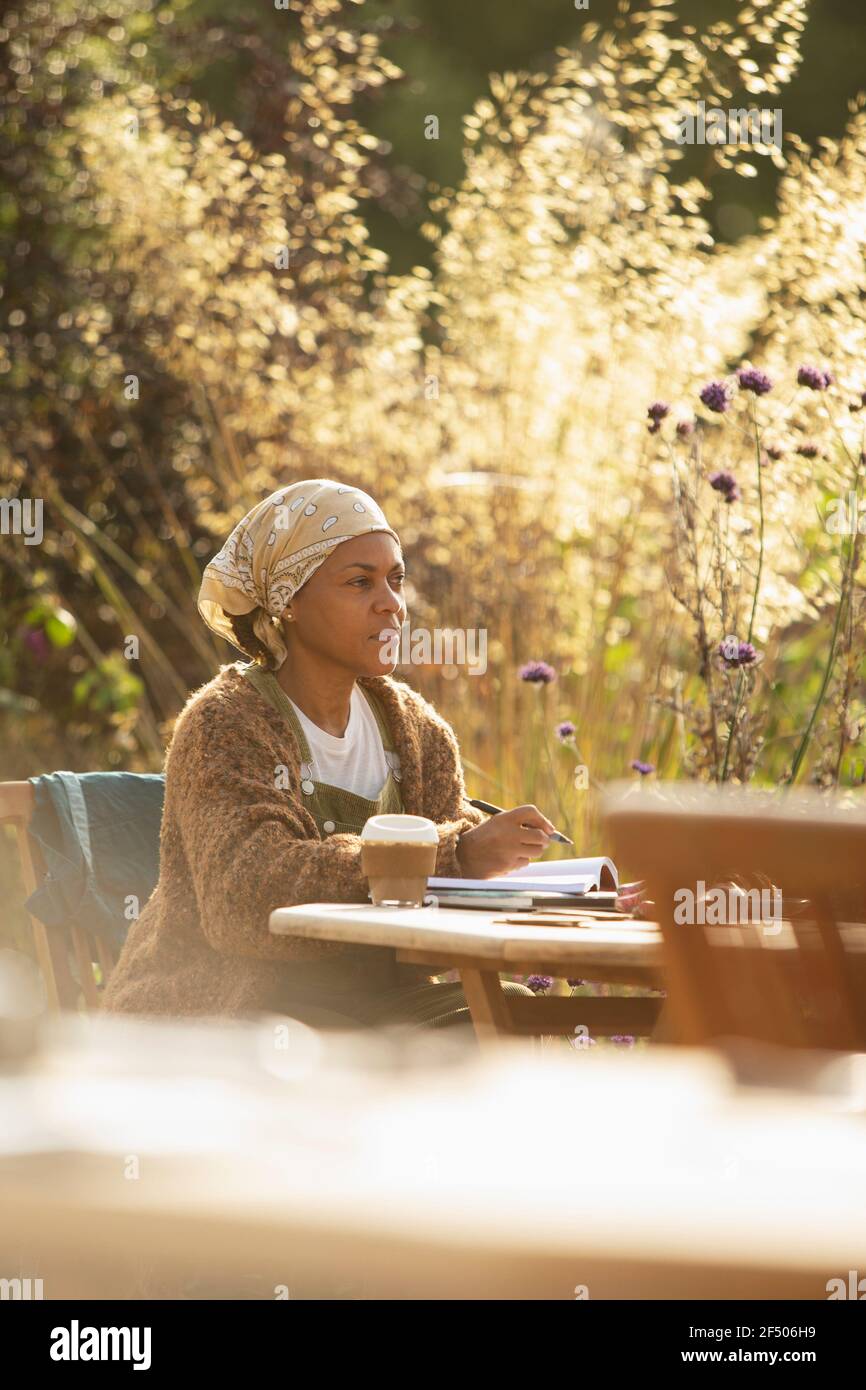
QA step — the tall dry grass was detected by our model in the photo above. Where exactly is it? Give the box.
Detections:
[3,0,866,853]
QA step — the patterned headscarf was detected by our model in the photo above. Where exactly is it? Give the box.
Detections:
[197,479,401,669]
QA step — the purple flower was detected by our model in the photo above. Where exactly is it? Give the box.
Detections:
[567,978,586,988]
[699,380,733,414]
[556,720,576,742]
[796,441,820,459]
[23,627,50,662]
[737,367,773,396]
[708,470,741,503]
[717,639,758,670]
[525,975,553,993]
[764,444,784,460]
[647,401,670,433]
[630,759,655,776]
[610,1034,636,1047]
[676,418,695,438]
[518,661,556,685]
[797,364,833,390]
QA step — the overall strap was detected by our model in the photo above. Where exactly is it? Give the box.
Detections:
[239,665,400,797]
[240,664,313,763]
[356,683,396,753]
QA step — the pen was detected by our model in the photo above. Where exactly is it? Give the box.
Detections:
[467,797,573,846]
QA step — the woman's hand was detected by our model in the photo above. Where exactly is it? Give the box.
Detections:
[615,880,651,918]
[455,805,558,879]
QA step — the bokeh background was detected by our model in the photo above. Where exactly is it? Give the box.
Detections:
[3,0,866,864]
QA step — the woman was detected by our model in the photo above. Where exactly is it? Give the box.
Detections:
[103,479,556,1034]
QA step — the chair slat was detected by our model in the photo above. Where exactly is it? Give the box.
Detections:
[70,926,102,1011]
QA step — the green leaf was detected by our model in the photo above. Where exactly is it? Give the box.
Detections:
[44,612,77,648]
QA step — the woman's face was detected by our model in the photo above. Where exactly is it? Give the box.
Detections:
[284,531,407,677]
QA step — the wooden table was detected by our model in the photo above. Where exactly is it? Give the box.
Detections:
[3,1012,866,1299]
[270,902,666,1045]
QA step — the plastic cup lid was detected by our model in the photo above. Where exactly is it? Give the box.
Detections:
[360,813,438,844]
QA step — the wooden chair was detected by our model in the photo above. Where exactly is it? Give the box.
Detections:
[603,782,866,1052]
[0,781,120,1011]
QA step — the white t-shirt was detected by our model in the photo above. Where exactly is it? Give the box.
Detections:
[288,685,391,800]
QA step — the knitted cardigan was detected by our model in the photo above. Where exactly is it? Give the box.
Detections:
[101,662,486,1020]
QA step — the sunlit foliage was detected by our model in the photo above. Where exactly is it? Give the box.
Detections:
[2,0,865,832]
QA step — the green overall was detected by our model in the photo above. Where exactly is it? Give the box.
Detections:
[241,663,533,1035]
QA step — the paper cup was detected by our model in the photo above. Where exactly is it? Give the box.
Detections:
[360,814,439,907]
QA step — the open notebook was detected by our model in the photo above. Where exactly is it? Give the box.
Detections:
[429,856,618,896]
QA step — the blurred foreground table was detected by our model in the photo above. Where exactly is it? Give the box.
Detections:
[1,1012,866,1299]
[270,902,666,1043]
